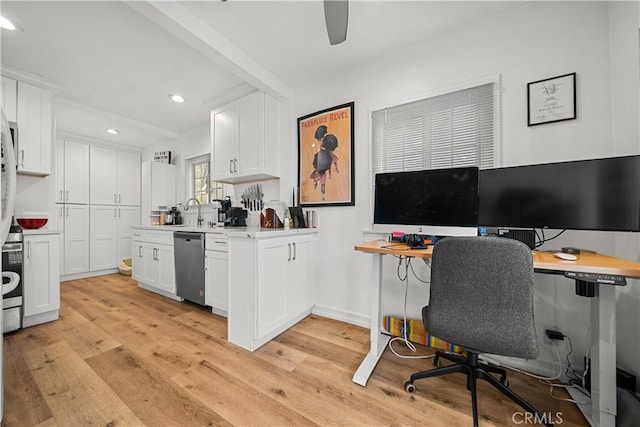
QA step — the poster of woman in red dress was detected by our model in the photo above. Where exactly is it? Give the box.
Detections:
[297,102,354,207]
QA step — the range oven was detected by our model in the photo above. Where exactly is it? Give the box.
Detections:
[2,226,23,333]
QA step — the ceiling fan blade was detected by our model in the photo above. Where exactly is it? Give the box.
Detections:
[323,0,349,45]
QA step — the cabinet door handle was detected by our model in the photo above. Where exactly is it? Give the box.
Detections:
[229,159,233,174]
[138,246,142,257]
[118,208,121,217]
[66,207,69,218]
[234,159,238,173]
[287,243,291,261]
[27,241,31,259]
[21,149,24,166]
[292,242,296,261]
[119,194,121,204]
[59,190,63,201]
[66,190,69,201]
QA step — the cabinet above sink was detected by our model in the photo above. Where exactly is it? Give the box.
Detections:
[210,91,280,183]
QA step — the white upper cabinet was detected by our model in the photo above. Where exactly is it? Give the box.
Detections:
[1,76,17,122]
[90,146,117,204]
[90,146,140,206]
[16,81,52,175]
[56,140,90,204]
[211,91,279,183]
[117,151,141,206]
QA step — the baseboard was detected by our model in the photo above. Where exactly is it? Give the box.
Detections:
[312,304,370,328]
[61,268,119,282]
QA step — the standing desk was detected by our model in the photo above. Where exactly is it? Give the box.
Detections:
[353,239,640,427]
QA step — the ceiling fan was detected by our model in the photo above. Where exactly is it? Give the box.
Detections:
[323,0,349,45]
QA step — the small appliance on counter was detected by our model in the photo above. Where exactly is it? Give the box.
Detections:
[224,207,247,227]
[212,197,233,225]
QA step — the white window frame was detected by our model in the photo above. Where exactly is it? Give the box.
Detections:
[368,75,501,225]
[187,154,211,204]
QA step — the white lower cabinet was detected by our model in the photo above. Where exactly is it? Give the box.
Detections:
[90,205,140,271]
[132,230,177,299]
[228,231,316,351]
[62,204,90,275]
[23,233,60,327]
[205,235,229,316]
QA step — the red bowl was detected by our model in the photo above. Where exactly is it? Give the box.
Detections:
[16,218,48,229]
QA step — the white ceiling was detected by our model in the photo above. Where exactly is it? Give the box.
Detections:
[0,0,525,149]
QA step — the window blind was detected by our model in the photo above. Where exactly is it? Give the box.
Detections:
[371,82,497,184]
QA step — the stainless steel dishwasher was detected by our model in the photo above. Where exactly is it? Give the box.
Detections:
[173,231,205,305]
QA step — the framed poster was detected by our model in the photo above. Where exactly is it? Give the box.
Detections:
[527,72,576,126]
[297,102,355,207]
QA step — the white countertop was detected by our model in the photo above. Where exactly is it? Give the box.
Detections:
[22,228,62,236]
[131,225,318,238]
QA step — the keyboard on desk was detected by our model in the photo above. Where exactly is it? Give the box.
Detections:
[564,271,627,286]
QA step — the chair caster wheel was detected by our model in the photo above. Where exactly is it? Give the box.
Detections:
[501,378,509,388]
[404,381,416,393]
[433,357,441,367]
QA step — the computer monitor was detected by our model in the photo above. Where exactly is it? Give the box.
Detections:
[479,155,640,232]
[373,167,479,236]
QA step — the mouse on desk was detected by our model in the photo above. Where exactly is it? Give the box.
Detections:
[553,252,578,261]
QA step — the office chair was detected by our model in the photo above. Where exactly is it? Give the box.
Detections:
[404,236,551,427]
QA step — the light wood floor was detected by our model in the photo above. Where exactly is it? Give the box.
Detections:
[2,274,587,426]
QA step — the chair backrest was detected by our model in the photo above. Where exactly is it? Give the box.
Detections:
[425,236,538,359]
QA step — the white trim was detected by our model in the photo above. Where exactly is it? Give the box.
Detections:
[56,131,143,154]
[312,304,370,329]
[1,65,63,93]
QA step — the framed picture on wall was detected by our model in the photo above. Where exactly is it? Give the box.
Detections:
[527,72,576,126]
[297,102,355,207]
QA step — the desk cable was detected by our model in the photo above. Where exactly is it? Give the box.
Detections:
[534,229,567,249]
[389,256,433,359]
[479,334,591,405]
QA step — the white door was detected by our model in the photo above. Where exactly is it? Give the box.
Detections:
[55,205,65,274]
[117,151,141,206]
[286,236,314,315]
[142,245,159,287]
[89,145,117,204]
[205,250,229,315]
[23,234,60,316]
[211,105,236,180]
[55,140,65,203]
[156,244,176,294]
[131,240,144,281]
[256,238,288,338]
[117,207,140,261]
[16,81,52,175]
[64,140,90,204]
[150,162,176,208]
[64,204,90,275]
[1,76,17,122]
[236,92,263,176]
[89,205,117,270]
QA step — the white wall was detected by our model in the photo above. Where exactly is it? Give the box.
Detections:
[288,1,640,382]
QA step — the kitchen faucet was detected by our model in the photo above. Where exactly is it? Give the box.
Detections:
[185,198,203,227]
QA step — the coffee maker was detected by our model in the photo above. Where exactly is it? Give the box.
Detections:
[224,207,248,227]
[212,197,233,225]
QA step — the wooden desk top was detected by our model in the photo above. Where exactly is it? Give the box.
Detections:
[355,240,640,279]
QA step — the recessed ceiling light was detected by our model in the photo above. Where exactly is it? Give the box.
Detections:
[0,16,17,31]
[106,128,119,135]
[169,94,185,103]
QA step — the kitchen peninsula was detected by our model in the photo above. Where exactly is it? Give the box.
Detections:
[131,225,317,351]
